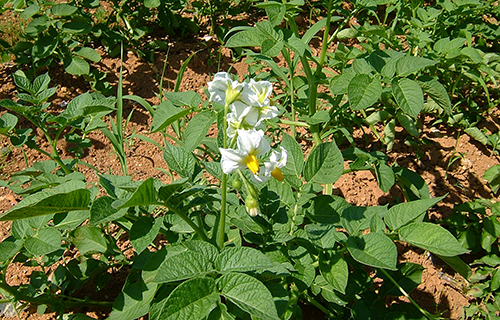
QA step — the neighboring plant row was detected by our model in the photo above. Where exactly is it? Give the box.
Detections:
[0,0,499,319]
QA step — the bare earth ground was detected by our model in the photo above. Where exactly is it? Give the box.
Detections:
[0,34,499,319]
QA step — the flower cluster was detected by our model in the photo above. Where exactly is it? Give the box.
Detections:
[208,72,287,184]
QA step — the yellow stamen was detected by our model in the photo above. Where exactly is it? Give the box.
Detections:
[245,154,260,174]
[271,167,284,181]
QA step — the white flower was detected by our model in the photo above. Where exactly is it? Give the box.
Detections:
[207,72,256,108]
[219,129,271,175]
[252,147,288,183]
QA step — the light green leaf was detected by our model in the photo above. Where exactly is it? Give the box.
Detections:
[72,225,107,255]
[0,113,18,135]
[163,91,201,108]
[320,252,348,294]
[484,165,500,194]
[225,28,267,47]
[464,127,489,145]
[144,0,161,8]
[395,56,436,77]
[184,111,216,152]
[0,181,90,221]
[347,232,397,270]
[0,237,23,262]
[62,21,91,34]
[218,273,279,320]
[73,47,101,62]
[399,222,469,257]
[24,227,62,256]
[348,74,382,111]
[51,3,77,16]
[391,78,423,118]
[215,246,275,273]
[341,206,388,235]
[150,277,219,320]
[384,196,445,231]
[303,142,343,184]
[151,101,193,133]
[64,56,90,76]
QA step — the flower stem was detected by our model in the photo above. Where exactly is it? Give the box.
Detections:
[217,101,230,249]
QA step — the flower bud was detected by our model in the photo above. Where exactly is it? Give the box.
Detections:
[232,178,242,190]
[245,196,260,217]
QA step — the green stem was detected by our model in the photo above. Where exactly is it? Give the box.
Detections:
[303,292,335,318]
[378,268,438,319]
[168,205,208,242]
[117,42,127,175]
[216,101,230,249]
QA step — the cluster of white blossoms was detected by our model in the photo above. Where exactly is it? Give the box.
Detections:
[208,72,287,184]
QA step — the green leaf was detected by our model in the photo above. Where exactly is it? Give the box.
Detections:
[163,143,195,178]
[32,36,58,61]
[0,181,90,221]
[51,3,78,16]
[150,277,219,320]
[341,206,388,235]
[384,196,445,231]
[378,263,424,296]
[395,56,436,77]
[62,21,92,34]
[399,222,469,257]
[24,227,62,256]
[417,76,452,115]
[0,237,23,262]
[307,195,349,224]
[215,246,275,273]
[108,275,157,320]
[484,165,500,194]
[391,78,423,118]
[319,252,348,294]
[218,273,279,320]
[437,255,472,279]
[89,196,127,225]
[73,47,101,62]
[347,232,397,270]
[144,0,161,8]
[153,251,214,283]
[225,27,267,47]
[64,56,90,76]
[464,127,489,145]
[396,112,419,136]
[303,142,343,184]
[72,226,107,255]
[374,162,395,193]
[305,224,347,250]
[347,74,382,111]
[32,73,51,94]
[0,112,18,135]
[280,133,303,179]
[163,91,201,108]
[151,101,193,133]
[130,216,162,253]
[184,110,216,152]
[115,178,160,209]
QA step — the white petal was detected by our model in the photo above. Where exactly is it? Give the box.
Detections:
[236,129,270,155]
[219,148,246,174]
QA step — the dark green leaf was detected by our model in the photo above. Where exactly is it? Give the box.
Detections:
[347,232,397,270]
[348,74,382,111]
[303,142,343,184]
[384,196,445,231]
[391,78,423,118]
